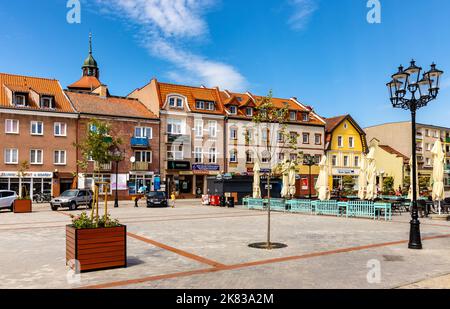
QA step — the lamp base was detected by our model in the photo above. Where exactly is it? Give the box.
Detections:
[408,219,422,250]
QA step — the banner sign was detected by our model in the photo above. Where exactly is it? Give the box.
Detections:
[192,164,220,171]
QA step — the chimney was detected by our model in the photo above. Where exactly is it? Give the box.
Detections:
[94,84,109,97]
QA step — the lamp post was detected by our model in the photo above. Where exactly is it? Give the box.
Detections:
[303,154,316,199]
[112,148,124,208]
[387,60,443,250]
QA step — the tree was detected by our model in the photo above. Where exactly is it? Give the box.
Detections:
[382,176,394,195]
[17,160,30,199]
[75,119,123,224]
[250,91,303,249]
[342,175,355,195]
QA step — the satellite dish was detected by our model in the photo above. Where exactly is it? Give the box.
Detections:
[130,156,136,163]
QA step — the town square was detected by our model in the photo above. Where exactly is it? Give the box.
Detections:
[1,0,450,299]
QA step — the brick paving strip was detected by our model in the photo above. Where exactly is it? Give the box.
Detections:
[78,233,450,289]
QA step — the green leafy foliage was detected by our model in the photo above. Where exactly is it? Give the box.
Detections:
[71,212,121,229]
[343,175,355,195]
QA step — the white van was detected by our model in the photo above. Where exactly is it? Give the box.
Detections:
[0,190,18,211]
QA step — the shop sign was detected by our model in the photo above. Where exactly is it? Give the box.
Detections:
[301,178,309,190]
[332,168,357,176]
[168,161,191,171]
[0,171,53,178]
[192,164,220,171]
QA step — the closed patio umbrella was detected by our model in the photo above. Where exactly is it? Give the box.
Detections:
[431,140,445,215]
[253,158,262,199]
[366,147,377,201]
[358,155,368,200]
[315,156,330,201]
[280,159,289,198]
[288,160,297,197]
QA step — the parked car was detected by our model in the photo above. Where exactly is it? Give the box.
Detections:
[0,190,18,212]
[146,191,168,208]
[50,189,93,211]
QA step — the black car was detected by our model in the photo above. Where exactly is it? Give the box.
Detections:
[146,191,168,208]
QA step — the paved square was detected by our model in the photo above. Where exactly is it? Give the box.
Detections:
[1,200,450,289]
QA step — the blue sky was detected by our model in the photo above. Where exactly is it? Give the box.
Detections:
[0,0,449,128]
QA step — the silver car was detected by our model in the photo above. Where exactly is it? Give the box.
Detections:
[0,190,18,212]
[50,189,93,211]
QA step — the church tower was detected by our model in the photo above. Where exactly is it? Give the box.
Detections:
[68,33,102,92]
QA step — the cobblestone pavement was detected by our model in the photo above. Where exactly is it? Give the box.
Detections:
[1,200,449,289]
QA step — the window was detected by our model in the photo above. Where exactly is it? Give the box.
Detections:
[135,151,152,163]
[343,156,349,167]
[54,150,67,165]
[208,121,217,138]
[167,119,184,135]
[5,119,19,134]
[195,100,204,110]
[289,111,297,121]
[262,129,269,142]
[337,136,343,147]
[40,96,54,109]
[54,122,67,137]
[206,101,215,111]
[194,147,203,163]
[246,151,253,164]
[229,106,237,115]
[426,143,431,151]
[89,123,97,133]
[302,133,310,144]
[208,148,217,163]
[135,127,152,139]
[4,149,18,164]
[314,154,322,164]
[425,129,430,137]
[354,156,359,167]
[349,137,355,148]
[278,153,284,162]
[169,96,183,108]
[30,149,43,165]
[262,151,270,163]
[426,158,431,166]
[289,132,297,143]
[167,145,183,160]
[246,107,253,117]
[194,120,203,138]
[277,131,285,143]
[290,153,298,162]
[315,134,322,145]
[230,150,238,163]
[332,155,337,166]
[245,129,253,144]
[343,122,348,129]
[302,113,309,122]
[30,121,43,135]
[14,94,26,106]
[230,127,238,140]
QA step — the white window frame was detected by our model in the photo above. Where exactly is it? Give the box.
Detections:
[246,151,254,164]
[54,150,67,165]
[194,120,204,138]
[30,149,43,165]
[30,121,44,136]
[167,145,184,160]
[246,107,253,117]
[135,127,153,139]
[349,136,355,148]
[289,111,297,121]
[229,106,237,115]
[343,156,349,167]
[54,122,67,137]
[208,148,217,164]
[332,155,337,166]
[230,127,238,140]
[302,133,310,144]
[278,131,285,143]
[354,156,359,167]
[5,119,19,134]
[302,113,309,122]
[40,96,54,109]
[168,96,184,109]
[4,148,18,164]
[229,149,238,163]
[315,134,322,145]
[208,121,217,138]
[134,150,152,163]
[167,119,184,135]
[194,147,203,163]
[14,94,26,106]
[337,136,344,148]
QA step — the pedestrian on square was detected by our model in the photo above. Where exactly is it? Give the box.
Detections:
[171,191,176,208]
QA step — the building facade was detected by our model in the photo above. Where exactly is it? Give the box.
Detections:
[129,79,226,197]
[325,115,368,191]
[364,122,450,189]
[0,73,79,197]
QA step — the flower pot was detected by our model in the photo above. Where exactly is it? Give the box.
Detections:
[13,199,32,213]
[66,225,127,272]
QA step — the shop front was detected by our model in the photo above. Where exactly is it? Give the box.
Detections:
[330,168,359,191]
[192,164,220,196]
[166,161,192,195]
[0,171,53,197]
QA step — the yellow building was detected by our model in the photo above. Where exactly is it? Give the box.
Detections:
[369,138,409,191]
[325,115,368,191]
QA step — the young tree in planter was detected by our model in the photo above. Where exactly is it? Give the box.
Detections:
[76,119,123,225]
[249,91,303,249]
[17,160,30,199]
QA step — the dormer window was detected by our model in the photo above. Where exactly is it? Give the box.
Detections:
[195,100,215,111]
[40,96,54,109]
[302,112,310,122]
[289,111,297,121]
[229,106,237,115]
[246,107,253,117]
[14,94,26,106]
[168,96,183,108]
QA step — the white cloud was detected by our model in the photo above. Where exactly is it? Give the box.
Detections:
[287,0,318,30]
[94,0,247,90]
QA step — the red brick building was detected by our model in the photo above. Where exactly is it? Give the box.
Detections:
[0,73,78,197]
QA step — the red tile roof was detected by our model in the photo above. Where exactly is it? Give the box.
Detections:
[67,76,102,91]
[0,73,75,113]
[66,91,157,119]
[379,145,409,162]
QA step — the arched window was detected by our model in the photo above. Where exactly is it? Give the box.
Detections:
[246,151,253,164]
[168,95,184,108]
[229,149,238,163]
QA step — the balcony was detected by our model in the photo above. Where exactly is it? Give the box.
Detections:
[166,134,191,144]
[94,162,112,171]
[131,137,150,148]
[131,161,150,171]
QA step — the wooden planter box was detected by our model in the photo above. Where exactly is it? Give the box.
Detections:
[66,225,127,272]
[13,200,32,213]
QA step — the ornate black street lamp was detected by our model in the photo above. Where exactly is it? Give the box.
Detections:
[303,154,316,199]
[111,148,124,208]
[387,60,443,249]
